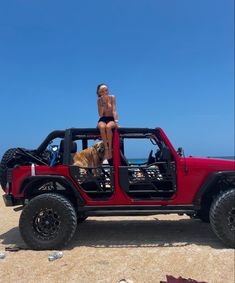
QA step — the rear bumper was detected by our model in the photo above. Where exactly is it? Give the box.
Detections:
[2,194,23,206]
[3,194,14,206]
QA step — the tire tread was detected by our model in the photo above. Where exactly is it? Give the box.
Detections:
[19,193,77,250]
[210,189,235,248]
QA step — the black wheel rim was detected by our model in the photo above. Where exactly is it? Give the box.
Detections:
[33,208,61,239]
[228,207,235,231]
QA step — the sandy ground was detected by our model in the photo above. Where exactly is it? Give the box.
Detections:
[0,190,234,283]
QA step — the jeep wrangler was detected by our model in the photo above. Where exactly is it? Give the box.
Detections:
[1,127,234,249]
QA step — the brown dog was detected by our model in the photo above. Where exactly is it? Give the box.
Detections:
[73,141,105,169]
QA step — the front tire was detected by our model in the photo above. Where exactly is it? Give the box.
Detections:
[210,189,235,248]
[19,193,77,250]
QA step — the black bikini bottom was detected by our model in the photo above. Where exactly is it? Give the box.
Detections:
[98,116,114,124]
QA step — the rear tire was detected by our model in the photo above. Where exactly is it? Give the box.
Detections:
[210,189,235,248]
[19,193,77,250]
[0,148,19,189]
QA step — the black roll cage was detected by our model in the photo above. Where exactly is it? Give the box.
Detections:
[36,127,164,166]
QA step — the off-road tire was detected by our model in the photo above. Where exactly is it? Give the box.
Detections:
[0,148,19,189]
[19,193,77,250]
[210,189,235,248]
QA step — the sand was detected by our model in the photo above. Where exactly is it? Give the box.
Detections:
[0,190,234,283]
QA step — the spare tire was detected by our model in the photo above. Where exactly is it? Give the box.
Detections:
[0,148,20,190]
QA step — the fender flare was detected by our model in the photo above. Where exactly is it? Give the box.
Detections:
[193,171,235,205]
[19,175,85,205]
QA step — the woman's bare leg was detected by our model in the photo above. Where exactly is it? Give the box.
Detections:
[97,122,109,158]
[106,121,116,159]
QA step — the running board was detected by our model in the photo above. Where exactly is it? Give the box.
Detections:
[85,209,195,216]
[79,205,198,217]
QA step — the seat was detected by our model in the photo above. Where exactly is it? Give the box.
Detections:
[59,140,77,153]
[59,140,77,164]
[146,150,155,165]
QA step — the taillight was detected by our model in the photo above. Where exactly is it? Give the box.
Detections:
[6,169,13,193]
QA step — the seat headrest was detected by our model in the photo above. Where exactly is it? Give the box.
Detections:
[161,146,171,161]
[71,142,77,153]
[59,140,77,153]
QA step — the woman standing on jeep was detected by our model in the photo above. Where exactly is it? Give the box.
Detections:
[96,83,119,160]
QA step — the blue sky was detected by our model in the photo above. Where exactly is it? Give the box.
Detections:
[0,0,234,158]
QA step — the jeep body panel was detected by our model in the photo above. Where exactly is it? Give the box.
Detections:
[176,157,235,204]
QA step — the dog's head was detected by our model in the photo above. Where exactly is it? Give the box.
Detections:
[93,141,105,159]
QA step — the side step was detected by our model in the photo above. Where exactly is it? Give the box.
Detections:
[78,205,199,217]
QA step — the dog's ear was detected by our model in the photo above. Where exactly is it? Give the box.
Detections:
[97,141,105,154]
[94,141,101,150]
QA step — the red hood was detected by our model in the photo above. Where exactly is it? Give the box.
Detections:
[185,156,235,171]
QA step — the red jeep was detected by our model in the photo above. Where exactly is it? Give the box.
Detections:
[1,127,234,249]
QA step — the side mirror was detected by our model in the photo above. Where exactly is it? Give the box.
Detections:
[177,147,183,157]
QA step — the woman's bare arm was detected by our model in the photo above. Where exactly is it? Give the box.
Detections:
[112,96,118,121]
[97,98,104,117]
